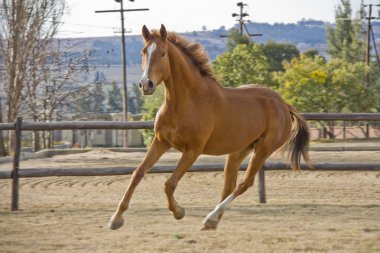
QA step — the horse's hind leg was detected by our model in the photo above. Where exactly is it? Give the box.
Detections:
[232,142,273,198]
[221,146,253,200]
[203,137,279,230]
[201,147,252,230]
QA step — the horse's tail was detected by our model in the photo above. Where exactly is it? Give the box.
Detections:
[286,105,311,170]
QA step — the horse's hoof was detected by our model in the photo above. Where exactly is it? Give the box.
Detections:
[109,214,124,230]
[173,206,185,220]
[200,225,217,231]
[109,219,124,230]
[202,217,218,229]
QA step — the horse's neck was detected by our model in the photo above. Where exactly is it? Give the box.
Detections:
[163,43,205,109]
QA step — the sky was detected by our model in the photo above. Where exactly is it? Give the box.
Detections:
[58,0,373,38]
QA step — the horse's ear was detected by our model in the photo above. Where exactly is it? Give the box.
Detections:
[142,25,151,43]
[160,24,167,41]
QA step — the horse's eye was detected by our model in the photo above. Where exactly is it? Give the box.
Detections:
[161,52,165,57]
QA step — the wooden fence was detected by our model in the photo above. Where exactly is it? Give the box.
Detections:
[1,113,380,211]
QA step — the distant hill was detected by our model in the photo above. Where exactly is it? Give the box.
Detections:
[59,20,379,87]
[245,20,327,44]
[61,20,330,65]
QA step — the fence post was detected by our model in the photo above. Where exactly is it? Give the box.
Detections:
[343,121,346,140]
[258,166,266,203]
[11,117,22,211]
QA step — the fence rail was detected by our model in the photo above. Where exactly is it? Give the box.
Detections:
[1,113,379,132]
[1,162,380,179]
[302,113,380,121]
[1,113,380,211]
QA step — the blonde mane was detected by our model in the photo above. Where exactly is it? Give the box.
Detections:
[151,30,217,81]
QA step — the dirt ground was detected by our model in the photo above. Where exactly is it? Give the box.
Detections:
[0,146,380,253]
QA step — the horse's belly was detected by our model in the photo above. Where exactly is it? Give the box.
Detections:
[202,143,250,156]
[202,124,263,155]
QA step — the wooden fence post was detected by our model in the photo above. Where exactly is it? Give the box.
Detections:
[11,117,22,211]
[258,166,266,203]
[343,121,346,140]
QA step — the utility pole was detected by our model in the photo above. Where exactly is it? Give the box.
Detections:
[95,1,149,147]
[220,2,262,41]
[235,2,246,35]
[364,4,380,85]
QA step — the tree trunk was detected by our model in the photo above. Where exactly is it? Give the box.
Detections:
[0,131,7,156]
[8,130,15,155]
[32,131,41,152]
[46,130,52,148]
[0,97,7,156]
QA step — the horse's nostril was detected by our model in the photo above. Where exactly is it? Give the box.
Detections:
[148,80,154,88]
[138,82,143,89]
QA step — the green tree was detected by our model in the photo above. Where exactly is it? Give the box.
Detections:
[260,41,300,72]
[108,82,122,112]
[303,48,318,57]
[92,83,106,114]
[73,83,106,115]
[275,55,378,113]
[328,59,378,112]
[73,92,92,115]
[326,0,366,62]
[370,63,380,111]
[226,28,251,51]
[141,85,165,146]
[108,82,143,114]
[128,82,143,114]
[213,44,271,87]
[276,55,331,112]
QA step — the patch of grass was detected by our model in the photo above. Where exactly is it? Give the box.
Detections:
[173,234,185,240]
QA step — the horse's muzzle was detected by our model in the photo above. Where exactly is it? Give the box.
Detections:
[139,79,156,95]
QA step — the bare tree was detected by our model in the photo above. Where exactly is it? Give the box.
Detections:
[0,0,65,153]
[1,0,65,118]
[21,39,91,150]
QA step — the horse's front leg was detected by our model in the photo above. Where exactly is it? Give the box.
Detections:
[164,149,200,220]
[109,137,170,230]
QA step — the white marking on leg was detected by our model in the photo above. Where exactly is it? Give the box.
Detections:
[204,194,234,223]
[141,42,156,84]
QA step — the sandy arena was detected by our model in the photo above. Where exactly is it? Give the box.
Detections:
[0,145,379,253]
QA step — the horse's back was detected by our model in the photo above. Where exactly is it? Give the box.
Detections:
[236,84,286,102]
[219,84,289,116]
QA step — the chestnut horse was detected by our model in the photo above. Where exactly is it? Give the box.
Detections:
[109,24,310,230]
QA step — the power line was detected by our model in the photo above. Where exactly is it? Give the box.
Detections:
[61,22,117,30]
[95,8,149,14]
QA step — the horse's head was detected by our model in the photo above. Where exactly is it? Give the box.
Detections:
[139,24,170,95]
